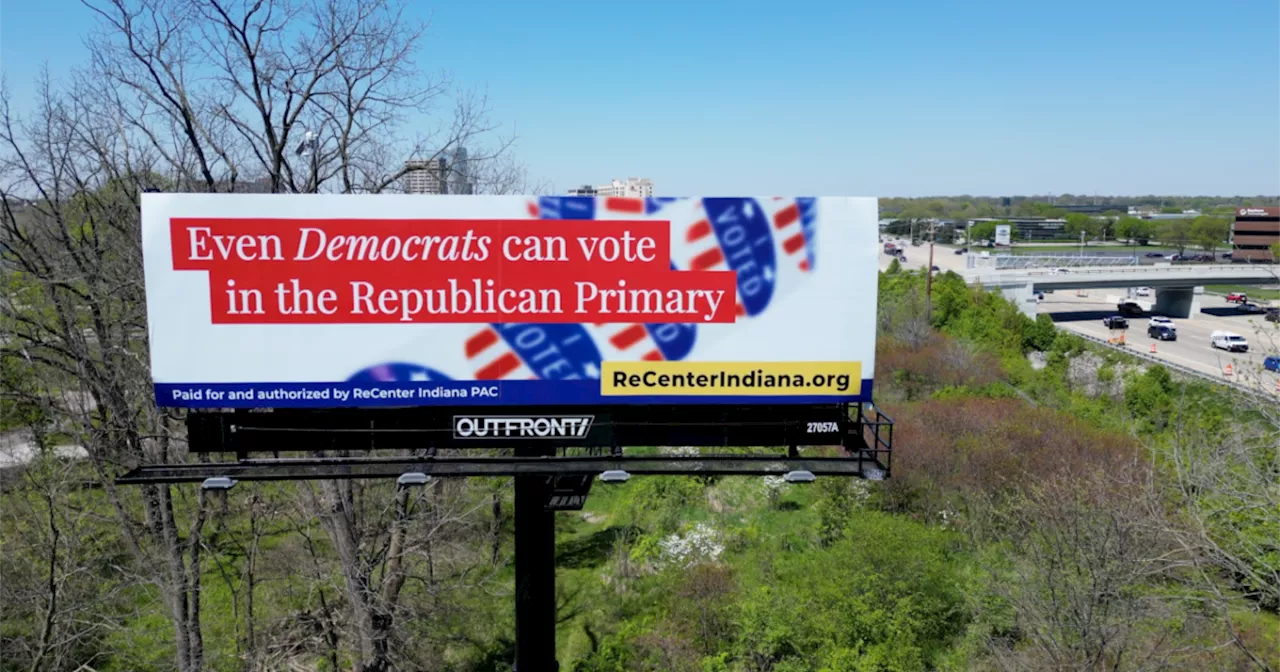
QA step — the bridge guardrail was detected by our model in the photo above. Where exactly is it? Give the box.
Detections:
[964,264,1280,288]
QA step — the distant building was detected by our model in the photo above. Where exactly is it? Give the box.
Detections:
[1057,204,1132,214]
[449,148,474,195]
[402,158,449,194]
[1231,206,1279,263]
[173,176,274,193]
[594,177,653,198]
[1143,211,1200,220]
[970,217,1067,240]
[567,185,597,196]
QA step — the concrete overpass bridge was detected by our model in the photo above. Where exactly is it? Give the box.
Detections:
[959,264,1279,318]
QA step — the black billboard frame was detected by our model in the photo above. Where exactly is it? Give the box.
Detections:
[116,402,892,671]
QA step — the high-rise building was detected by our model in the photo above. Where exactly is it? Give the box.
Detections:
[402,158,449,194]
[449,148,474,195]
[593,177,653,198]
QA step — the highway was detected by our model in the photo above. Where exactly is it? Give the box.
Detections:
[877,238,1280,392]
[1041,290,1279,391]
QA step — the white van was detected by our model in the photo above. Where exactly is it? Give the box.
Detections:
[1210,331,1249,353]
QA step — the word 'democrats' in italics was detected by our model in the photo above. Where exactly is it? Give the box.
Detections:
[170,218,737,324]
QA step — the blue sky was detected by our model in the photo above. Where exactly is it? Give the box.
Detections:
[3,0,1278,196]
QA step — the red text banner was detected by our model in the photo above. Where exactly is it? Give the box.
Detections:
[170,218,737,324]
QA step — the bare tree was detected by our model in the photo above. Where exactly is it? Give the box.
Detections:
[2,2,529,669]
[979,468,1216,671]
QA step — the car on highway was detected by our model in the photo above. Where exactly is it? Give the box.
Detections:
[1117,301,1144,316]
[1148,324,1176,341]
[1225,292,1248,303]
[1102,316,1129,329]
[1237,302,1267,314]
[954,247,968,254]
[1265,355,1280,373]
[1210,331,1248,353]
[1267,308,1280,323]
[1134,287,1151,297]
[1143,252,1164,258]
[1148,316,1175,329]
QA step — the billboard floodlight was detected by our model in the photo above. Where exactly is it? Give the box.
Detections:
[783,470,816,484]
[200,476,237,491]
[599,470,631,483]
[397,472,431,487]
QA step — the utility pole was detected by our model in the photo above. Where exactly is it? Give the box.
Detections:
[925,220,936,324]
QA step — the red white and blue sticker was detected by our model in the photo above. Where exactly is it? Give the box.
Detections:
[348,362,452,382]
[679,198,778,317]
[465,323,603,381]
[527,196,698,362]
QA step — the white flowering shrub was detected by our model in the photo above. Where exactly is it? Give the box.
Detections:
[657,522,724,568]
[761,475,788,508]
[848,478,872,507]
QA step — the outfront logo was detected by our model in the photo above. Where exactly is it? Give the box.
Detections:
[453,415,594,439]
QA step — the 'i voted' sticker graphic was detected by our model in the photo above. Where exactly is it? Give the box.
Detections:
[348,362,453,382]
[768,197,819,272]
[465,323,603,381]
[526,196,698,363]
[679,198,778,318]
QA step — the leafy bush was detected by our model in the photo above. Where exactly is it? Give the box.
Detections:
[881,398,1141,518]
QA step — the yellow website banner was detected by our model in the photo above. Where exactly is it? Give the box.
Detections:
[601,361,863,396]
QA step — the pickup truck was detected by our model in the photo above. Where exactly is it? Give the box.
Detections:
[1102,316,1129,329]
[1225,292,1248,303]
[1210,331,1248,353]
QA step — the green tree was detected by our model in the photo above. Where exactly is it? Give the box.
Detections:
[1063,213,1098,244]
[968,220,998,243]
[1159,219,1194,255]
[1115,216,1158,245]
[1190,215,1230,254]
[1270,240,1280,262]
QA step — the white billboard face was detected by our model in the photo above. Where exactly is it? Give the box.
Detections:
[141,194,879,408]
[995,224,1012,246]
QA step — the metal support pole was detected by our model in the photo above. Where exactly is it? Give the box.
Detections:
[925,221,936,324]
[513,447,558,671]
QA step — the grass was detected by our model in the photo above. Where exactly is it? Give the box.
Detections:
[1205,285,1280,300]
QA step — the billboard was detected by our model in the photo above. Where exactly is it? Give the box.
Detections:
[994,224,1012,246]
[142,194,878,408]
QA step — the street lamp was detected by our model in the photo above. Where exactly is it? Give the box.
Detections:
[295,126,322,192]
[397,472,431,487]
[599,470,631,483]
[783,470,816,484]
[200,476,237,491]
